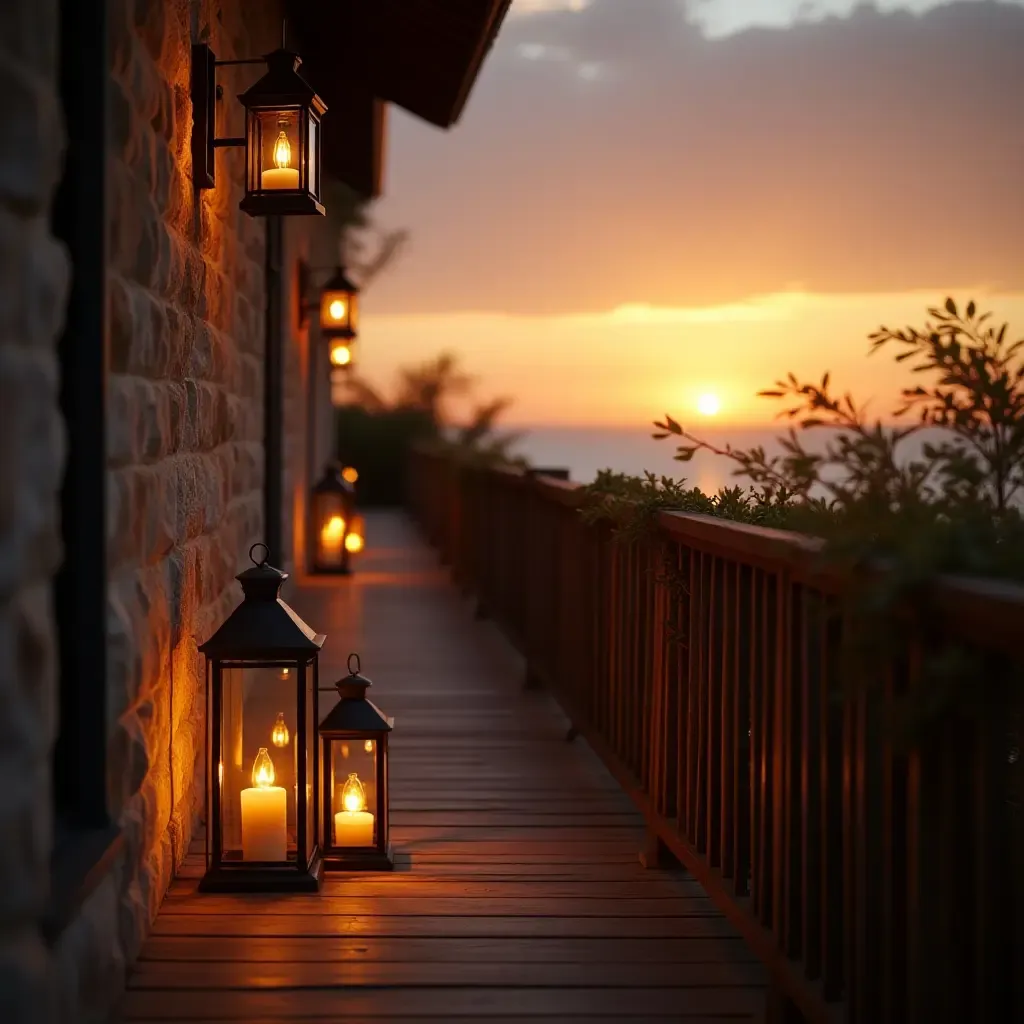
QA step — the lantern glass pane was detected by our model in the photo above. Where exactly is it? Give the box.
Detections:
[330,739,378,847]
[313,492,349,570]
[217,666,301,863]
[303,667,316,862]
[320,290,350,333]
[256,108,302,191]
[307,111,319,197]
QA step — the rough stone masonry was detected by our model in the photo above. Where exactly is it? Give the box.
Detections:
[0,0,317,1020]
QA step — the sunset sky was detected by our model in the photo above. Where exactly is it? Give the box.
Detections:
[355,0,1024,427]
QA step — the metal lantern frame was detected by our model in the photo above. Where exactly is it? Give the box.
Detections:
[198,543,325,893]
[309,464,358,576]
[318,654,394,871]
[191,40,327,218]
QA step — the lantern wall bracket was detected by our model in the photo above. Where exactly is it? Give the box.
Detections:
[191,46,279,190]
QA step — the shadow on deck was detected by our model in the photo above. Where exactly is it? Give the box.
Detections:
[117,511,766,1022]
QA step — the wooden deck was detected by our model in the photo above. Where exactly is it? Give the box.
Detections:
[117,511,766,1022]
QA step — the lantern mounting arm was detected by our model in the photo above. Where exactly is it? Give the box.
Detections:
[192,46,293,185]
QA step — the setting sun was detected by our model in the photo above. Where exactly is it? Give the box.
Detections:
[697,393,721,417]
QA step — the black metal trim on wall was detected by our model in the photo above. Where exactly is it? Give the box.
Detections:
[47,0,121,941]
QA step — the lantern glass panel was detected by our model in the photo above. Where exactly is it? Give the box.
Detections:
[214,665,303,864]
[307,110,319,196]
[303,663,316,861]
[330,741,378,847]
[254,108,303,191]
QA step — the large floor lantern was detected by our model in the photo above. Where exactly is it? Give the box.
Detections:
[310,464,357,575]
[318,654,393,870]
[198,543,325,892]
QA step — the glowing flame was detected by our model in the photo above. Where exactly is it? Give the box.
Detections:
[328,299,346,321]
[364,739,374,753]
[273,130,292,170]
[330,343,352,367]
[341,772,366,813]
[252,747,276,788]
[345,532,364,554]
[271,712,290,748]
[342,467,359,484]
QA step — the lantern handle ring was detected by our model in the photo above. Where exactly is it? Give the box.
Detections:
[347,652,361,676]
[249,542,270,566]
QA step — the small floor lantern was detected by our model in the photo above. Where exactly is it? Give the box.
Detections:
[310,464,357,575]
[318,654,393,870]
[198,543,325,892]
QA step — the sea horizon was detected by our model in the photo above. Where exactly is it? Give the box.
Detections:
[503,422,954,496]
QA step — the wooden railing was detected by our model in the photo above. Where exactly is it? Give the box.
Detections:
[408,446,1023,1024]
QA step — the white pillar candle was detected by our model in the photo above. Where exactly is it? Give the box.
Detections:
[240,785,288,861]
[334,809,375,847]
[261,167,300,190]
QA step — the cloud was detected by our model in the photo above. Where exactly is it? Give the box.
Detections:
[371,0,1024,316]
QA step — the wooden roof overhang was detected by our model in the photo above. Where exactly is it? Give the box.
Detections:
[285,0,512,198]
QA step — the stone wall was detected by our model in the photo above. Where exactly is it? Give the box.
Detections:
[0,0,68,1019]
[52,1,319,1020]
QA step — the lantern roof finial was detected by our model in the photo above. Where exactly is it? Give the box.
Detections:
[198,543,325,658]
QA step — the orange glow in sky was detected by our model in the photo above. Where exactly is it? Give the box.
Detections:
[353,288,1024,427]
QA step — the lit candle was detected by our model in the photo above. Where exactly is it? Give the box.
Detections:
[240,748,287,861]
[261,128,299,190]
[261,167,299,190]
[320,515,345,561]
[334,772,374,846]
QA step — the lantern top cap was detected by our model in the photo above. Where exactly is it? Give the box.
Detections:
[323,266,359,295]
[336,652,373,697]
[198,542,325,658]
[238,47,327,115]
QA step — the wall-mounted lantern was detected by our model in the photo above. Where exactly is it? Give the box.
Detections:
[310,464,356,575]
[191,39,326,217]
[198,544,324,892]
[318,654,393,871]
[298,263,361,340]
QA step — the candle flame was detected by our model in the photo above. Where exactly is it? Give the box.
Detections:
[345,532,364,554]
[252,747,276,788]
[342,467,359,483]
[271,712,290,748]
[330,343,352,367]
[273,130,292,170]
[341,772,366,813]
[321,516,345,544]
[328,299,346,321]
[364,739,374,753]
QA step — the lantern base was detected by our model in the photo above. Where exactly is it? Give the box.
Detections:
[240,192,326,218]
[198,853,324,893]
[322,843,395,873]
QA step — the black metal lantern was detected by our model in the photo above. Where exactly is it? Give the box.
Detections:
[191,38,326,218]
[318,654,393,871]
[239,48,326,217]
[319,267,359,339]
[309,464,357,575]
[198,543,325,892]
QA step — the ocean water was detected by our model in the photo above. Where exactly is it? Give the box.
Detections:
[507,424,951,495]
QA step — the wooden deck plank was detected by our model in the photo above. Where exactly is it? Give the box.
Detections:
[117,512,764,1023]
